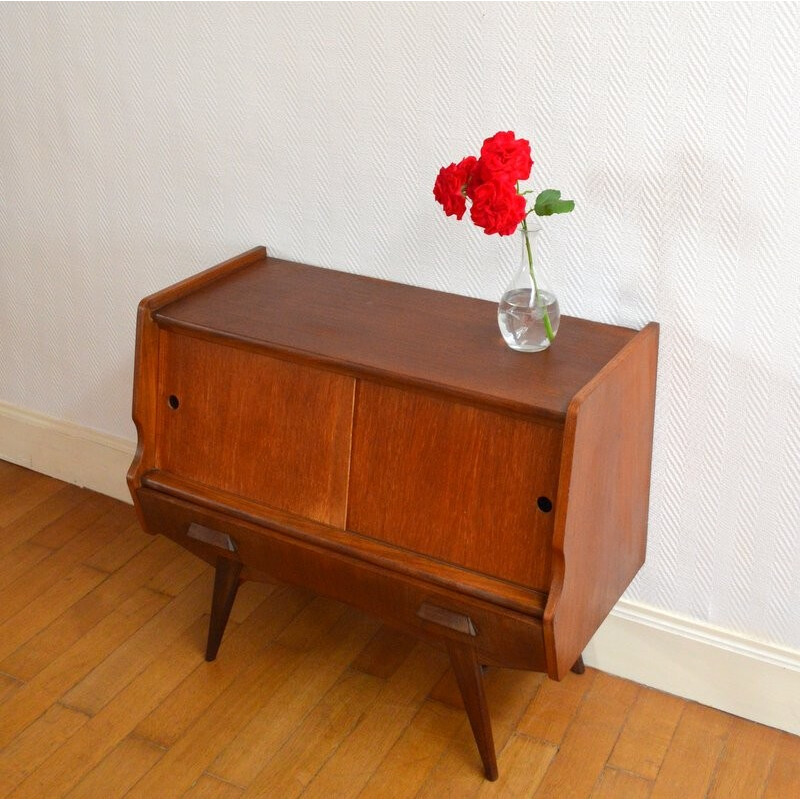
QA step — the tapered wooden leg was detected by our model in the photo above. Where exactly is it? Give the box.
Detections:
[446,641,498,781]
[205,556,242,662]
[571,654,586,675]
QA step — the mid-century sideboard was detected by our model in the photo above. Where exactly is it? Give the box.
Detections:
[128,246,658,780]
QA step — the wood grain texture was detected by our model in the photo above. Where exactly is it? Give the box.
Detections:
[544,322,659,678]
[533,671,640,798]
[128,250,659,779]
[590,767,652,799]
[0,703,89,795]
[68,736,165,799]
[135,488,548,672]
[707,716,781,798]
[651,703,734,798]
[607,685,685,780]
[517,668,597,745]
[156,332,354,527]
[348,381,561,589]
[153,256,637,421]
[127,248,267,519]
[1,463,798,799]
[763,731,800,798]
[138,471,548,618]
[446,641,498,781]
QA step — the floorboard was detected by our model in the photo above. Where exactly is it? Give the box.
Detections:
[0,462,797,798]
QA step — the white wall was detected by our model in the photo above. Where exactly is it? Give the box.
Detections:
[2,2,800,664]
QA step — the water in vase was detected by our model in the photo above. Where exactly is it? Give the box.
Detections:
[497,287,560,352]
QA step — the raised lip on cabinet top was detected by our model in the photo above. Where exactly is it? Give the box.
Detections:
[151,253,642,422]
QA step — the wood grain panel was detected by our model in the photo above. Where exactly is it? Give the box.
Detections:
[348,381,562,590]
[4,463,796,799]
[127,247,267,501]
[135,489,548,672]
[156,333,354,527]
[544,323,659,679]
[154,257,638,421]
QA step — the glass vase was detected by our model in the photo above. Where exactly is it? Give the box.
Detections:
[497,221,560,352]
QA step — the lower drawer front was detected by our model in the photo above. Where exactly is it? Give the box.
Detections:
[136,488,547,671]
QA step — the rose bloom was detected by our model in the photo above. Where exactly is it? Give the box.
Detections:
[433,156,477,220]
[477,131,533,183]
[469,177,526,236]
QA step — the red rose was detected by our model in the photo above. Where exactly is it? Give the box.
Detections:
[433,156,477,220]
[469,178,526,236]
[477,131,533,183]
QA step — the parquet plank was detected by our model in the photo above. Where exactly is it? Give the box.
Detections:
[145,545,211,596]
[0,703,89,795]
[60,569,214,715]
[0,563,108,662]
[419,667,546,798]
[0,483,86,559]
[227,579,278,624]
[0,535,183,680]
[417,718,499,799]
[708,715,781,798]
[591,767,652,799]
[428,664,466,709]
[0,460,36,485]
[351,624,418,680]
[0,587,169,748]
[29,492,119,549]
[607,685,685,780]
[0,466,797,800]
[274,595,349,652]
[210,605,379,787]
[301,642,450,798]
[125,643,306,799]
[246,669,384,798]
[67,735,165,799]
[185,774,244,799]
[478,734,557,799]
[763,730,800,798]
[533,671,640,798]
[0,673,21,704]
[359,700,467,799]
[8,616,210,798]
[0,468,65,527]
[0,500,133,625]
[651,703,733,798]
[0,542,53,592]
[517,667,598,745]
[0,459,21,482]
[83,522,155,573]
[134,584,311,748]
[483,667,548,732]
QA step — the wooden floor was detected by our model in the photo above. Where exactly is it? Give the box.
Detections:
[0,462,798,799]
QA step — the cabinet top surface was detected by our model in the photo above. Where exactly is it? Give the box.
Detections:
[154,255,641,418]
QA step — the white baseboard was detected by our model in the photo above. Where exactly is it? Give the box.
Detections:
[586,599,800,735]
[1,400,799,734]
[0,400,135,503]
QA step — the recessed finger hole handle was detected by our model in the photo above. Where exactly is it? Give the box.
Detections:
[537,496,553,513]
[168,394,180,410]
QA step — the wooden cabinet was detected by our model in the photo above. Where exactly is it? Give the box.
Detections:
[128,247,659,780]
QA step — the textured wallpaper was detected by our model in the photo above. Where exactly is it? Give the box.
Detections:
[2,2,799,650]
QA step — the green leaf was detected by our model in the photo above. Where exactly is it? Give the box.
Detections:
[534,189,575,216]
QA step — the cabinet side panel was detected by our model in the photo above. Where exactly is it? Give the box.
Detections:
[128,248,268,510]
[155,333,355,527]
[544,323,659,679]
[348,381,562,590]
[127,303,161,516]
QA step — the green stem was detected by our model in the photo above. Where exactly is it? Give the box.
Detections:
[521,217,555,343]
